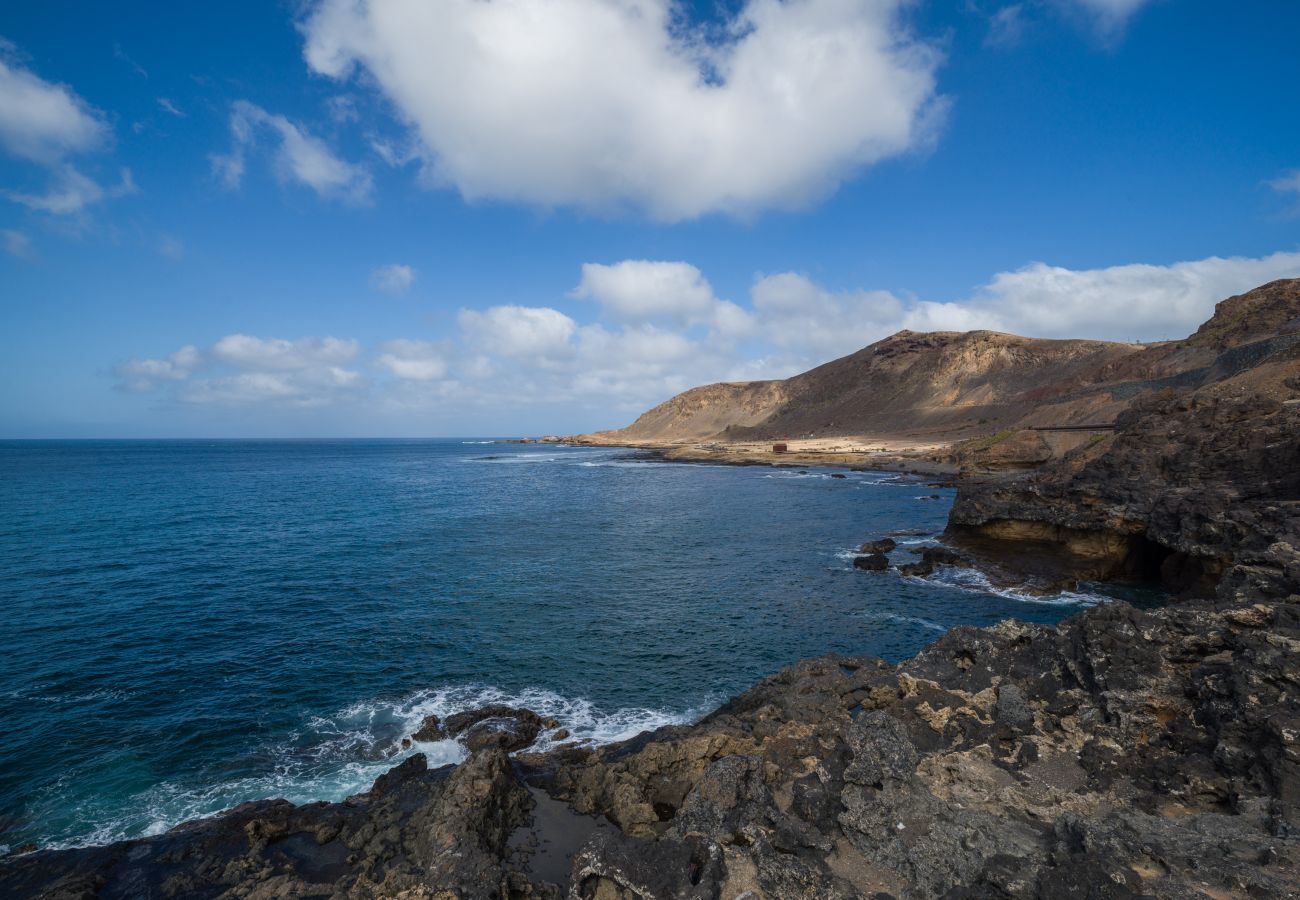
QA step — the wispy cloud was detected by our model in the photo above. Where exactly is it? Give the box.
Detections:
[1,227,33,258]
[1269,169,1300,216]
[211,100,372,204]
[370,263,415,295]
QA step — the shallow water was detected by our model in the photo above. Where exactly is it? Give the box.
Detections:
[0,439,1146,849]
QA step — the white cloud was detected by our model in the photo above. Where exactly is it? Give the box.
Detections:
[4,165,136,214]
[375,339,448,380]
[117,335,366,407]
[571,260,752,337]
[751,272,905,359]
[370,262,416,295]
[1,227,32,258]
[1272,171,1300,195]
[1060,0,1154,34]
[947,252,1300,341]
[179,368,364,407]
[985,5,1027,48]
[114,344,201,392]
[211,334,359,370]
[156,97,185,118]
[0,52,107,164]
[1271,170,1300,215]
[211,101,372,203]
[459,305,578,362]
[0,46,134,216]
[300,0,945,220]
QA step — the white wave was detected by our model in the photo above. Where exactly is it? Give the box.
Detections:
[459,440,496,444]
[861,612,947,633]
[40,683,711,851]
[914,566,1105,606]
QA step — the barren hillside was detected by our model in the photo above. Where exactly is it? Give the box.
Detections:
[578,279,1300,447]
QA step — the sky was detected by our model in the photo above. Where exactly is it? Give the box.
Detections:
[1,0,1299,438]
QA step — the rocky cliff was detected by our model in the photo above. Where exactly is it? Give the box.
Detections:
[948,279,1300,598]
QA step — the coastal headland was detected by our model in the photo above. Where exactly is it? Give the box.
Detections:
[4,280,1298,897]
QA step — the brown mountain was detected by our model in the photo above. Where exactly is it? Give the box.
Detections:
[580,278,1300,448]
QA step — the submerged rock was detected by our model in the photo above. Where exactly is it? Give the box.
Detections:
[446,705,546,753]
[411,713,442,742]
[852,552,889,571]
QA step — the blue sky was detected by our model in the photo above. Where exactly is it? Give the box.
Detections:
[2,0,1298,437]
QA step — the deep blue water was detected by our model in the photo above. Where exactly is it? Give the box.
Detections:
[0,439,1107,850]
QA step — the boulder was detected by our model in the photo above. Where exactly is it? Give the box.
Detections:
[853,553,889,571]
[445,705,545,753]
[858,538,897,554]
[412,714,442,742]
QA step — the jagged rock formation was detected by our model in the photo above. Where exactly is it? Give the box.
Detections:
[7,589,1298,897]
[949,279,1300,597]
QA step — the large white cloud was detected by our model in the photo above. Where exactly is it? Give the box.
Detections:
[211,334,360,370]
[300,0,944,220]
[0,45,134,216]
[572,260,753,336]
[751,272,906,359]
[911,251,1300,342]
[211,101,372,204]
[117,335,365,407]
[375,339,449,381]
[459,305,579,362]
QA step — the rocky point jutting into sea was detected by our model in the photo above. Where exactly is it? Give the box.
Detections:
[2,280,1298,898]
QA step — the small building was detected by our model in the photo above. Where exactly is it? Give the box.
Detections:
[772,442,788,453]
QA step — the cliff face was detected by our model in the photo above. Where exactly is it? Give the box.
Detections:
[949,279,1300,598]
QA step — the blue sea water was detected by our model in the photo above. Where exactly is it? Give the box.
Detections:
[0,439,1117,850]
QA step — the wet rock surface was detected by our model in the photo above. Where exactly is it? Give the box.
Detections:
[854,552,891,571]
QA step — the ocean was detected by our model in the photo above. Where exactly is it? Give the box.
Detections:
[0,439,1122,851]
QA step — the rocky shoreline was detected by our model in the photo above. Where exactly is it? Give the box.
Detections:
[4,571,1296,898]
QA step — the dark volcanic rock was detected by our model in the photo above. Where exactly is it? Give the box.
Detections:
[0,749,533,899]
[859,537,897,554]
[446,705,546,753]
[7,590,1300,897]
[411,713,442,741]
[853,552,890,571]
[948,279,1300,599]
[897,544,972,577]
